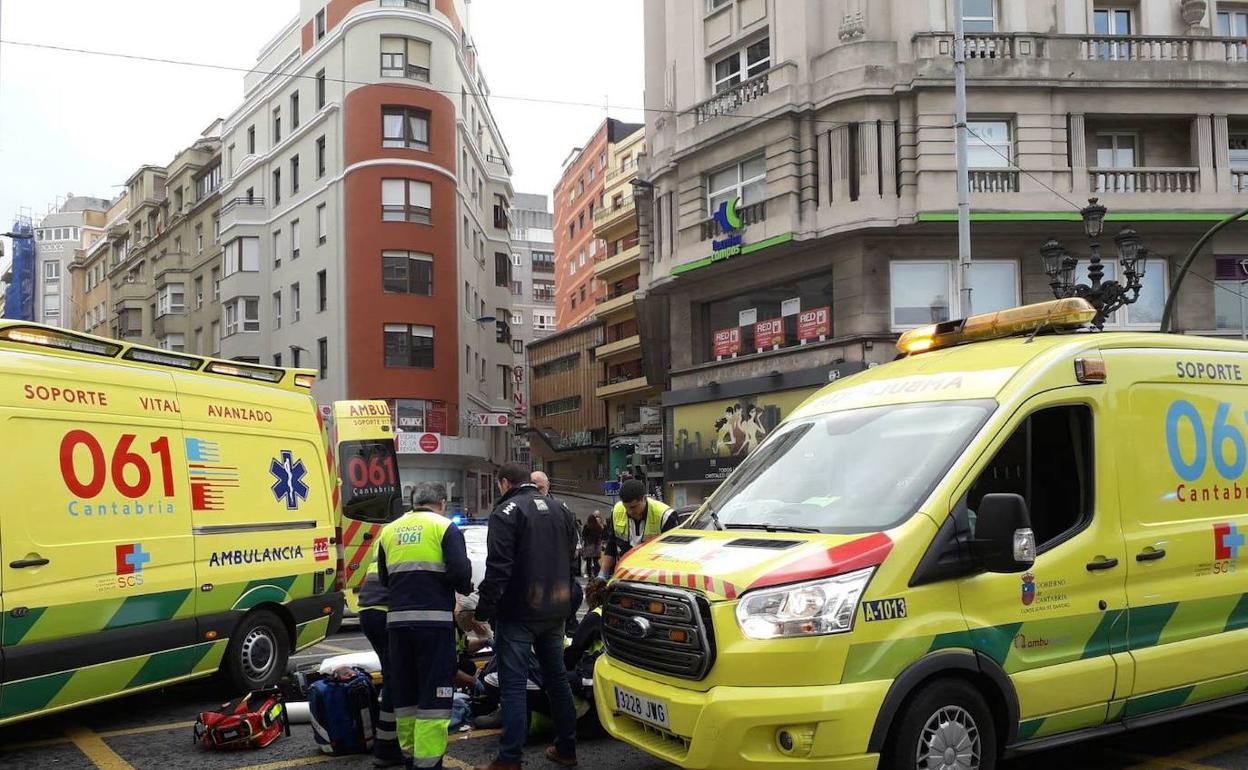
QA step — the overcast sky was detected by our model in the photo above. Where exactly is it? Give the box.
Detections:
[0,0,643,236]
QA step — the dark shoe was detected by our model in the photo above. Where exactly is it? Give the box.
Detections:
[372,759,403,768]
[474,761,522,770]
[545,746,578,767]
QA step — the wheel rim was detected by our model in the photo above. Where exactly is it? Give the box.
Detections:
[240,626,277,682]
[915,705,980,770]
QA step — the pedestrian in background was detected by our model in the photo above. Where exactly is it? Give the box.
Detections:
[377,482,473,770]
[580,513,604,578]
[473,464,579,770]
[357,560,402,767]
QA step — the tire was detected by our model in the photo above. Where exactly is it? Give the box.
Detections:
[881,678,998,770]
[221,610,290,693]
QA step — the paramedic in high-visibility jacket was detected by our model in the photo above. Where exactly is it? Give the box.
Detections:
[376,482,473,770]
[597,478,678,579]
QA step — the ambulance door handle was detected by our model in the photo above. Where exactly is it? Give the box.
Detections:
[1086,557,1119,571]
[10,557,49,569]
[1136,549,1167,562]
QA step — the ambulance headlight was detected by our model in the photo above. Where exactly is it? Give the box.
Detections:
[735,567,874,639]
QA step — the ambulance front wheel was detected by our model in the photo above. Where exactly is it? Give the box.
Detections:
[222,610,291,693]
[882,678,998,770]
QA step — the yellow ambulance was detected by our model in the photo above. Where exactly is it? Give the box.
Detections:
[0,322,343,725]
[596,298,1248,770]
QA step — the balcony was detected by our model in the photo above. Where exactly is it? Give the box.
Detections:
[595,288,637,319]
[220,196,266,215]
[1089,167,1199,194]
[596,375,651,400]
[532,259,556,274]
[1233,170,1248,193]
[970,170,1019,193]
[595,334,641,362]
[592,197,637,239]
[692,70,770,126]
[594,242,642,282]
[700,200,767,241]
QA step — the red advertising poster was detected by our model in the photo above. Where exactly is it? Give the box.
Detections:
[754,318,785,350]
[712,327,742,358]
[797,306,831,342]
[426,401,448,434]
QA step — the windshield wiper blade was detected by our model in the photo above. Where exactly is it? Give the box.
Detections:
[724,523,821,534]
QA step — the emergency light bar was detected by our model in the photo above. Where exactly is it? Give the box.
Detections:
[0,326,122,357]
[896,297,1097,355]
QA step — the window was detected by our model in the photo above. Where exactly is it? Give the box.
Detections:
[962,0,995,32]
[318,338,328,379]
[272,168,281,205]
[382,250,434,294]
[534,311,556,331]
[511,311,523,325]
[273,107,282,144]
[157,283,185,317]
[317,203,328,243]
[194,276,204,308]
[290,219,301,259]
[381,179,432,223]
[247,125,255,154]
[1075,259,1167,328]
[273,291,283,329]
[316,69,326,109]
[195,224,204,254]
[967,120,1011,168]
[290,91,300,130]
[224,237,260,275]
[495,252,511,287]
[709,0,732,8]
[1219,9,1248,35]
[510,280,523,296]
[535,396,581,418]
[291,347,301,369]
[712,36,770,93]
[212,268,220,301]
[224,297,260,335]
[292,283,301,322]
[193,327,203,354]
[1092,8,1133,59]
[383,107,430,150]
[315,8,326,40]
[966,405,1092,549]
[707,154,766,215]
[382,0,431,9]
[380,36,431,81]
[891,261,953,328]
[535,354,580,378]
[160,334,186,353]
[43,261,60,281]
[317,270,327,311]
[512,339,524,354]
[384,324,434,367]
[1215,257,1248,331]
[290,155,300,194]
[274,353,283,367]
[1231,135,1248,169]
[272,229,283,267]
[1093,133,1139,192]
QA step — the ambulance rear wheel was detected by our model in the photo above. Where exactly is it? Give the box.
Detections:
[883,678,997,770]
[222,610,290,692]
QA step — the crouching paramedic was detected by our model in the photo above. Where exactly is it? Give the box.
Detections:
[377,482,474,770]
[358,559,402,767]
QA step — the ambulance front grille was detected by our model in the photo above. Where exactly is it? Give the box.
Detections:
[603,583,715,680]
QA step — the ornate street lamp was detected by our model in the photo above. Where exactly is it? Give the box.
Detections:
[1040,198,1148,329]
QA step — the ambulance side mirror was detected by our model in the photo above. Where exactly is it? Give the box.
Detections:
[974,493,1036,574]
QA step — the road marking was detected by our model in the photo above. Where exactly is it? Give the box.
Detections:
[96,720,196,739]
[65,725,135,770]
[232,754,335,770]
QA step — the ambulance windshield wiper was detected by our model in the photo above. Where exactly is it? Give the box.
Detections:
[724,523,821,534]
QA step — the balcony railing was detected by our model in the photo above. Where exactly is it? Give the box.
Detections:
[593,197,636,226]
[1090,167,1199,194]
[700,200,767,241]
[220,196,266,214]
[1234,170,1248,193]
[532,260,555,273]
[970,169,1020,193]
[964,34,1024,59]
[1081,35,1195,62]
[693,70,770,125]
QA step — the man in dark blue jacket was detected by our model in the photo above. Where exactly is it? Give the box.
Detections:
[473,464,579,770]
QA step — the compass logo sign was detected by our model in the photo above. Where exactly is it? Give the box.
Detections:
[269,450,310,510]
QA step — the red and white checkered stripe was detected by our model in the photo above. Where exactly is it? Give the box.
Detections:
[614,566,739,600]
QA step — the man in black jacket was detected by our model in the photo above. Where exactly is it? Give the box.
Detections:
[473,464,579,770]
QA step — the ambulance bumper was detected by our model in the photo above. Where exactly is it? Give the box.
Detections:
[594,655,886,769]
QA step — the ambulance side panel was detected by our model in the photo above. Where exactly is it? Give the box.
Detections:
[173,374,338,654]
[0,350,201,723]
[1108,348,1248,717]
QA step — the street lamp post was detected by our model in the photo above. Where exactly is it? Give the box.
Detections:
[1039,198,1147,330]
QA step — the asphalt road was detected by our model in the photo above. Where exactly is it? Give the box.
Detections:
[6,627,1248,770]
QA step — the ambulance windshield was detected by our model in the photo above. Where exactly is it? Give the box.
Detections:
[692,399,995,534]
